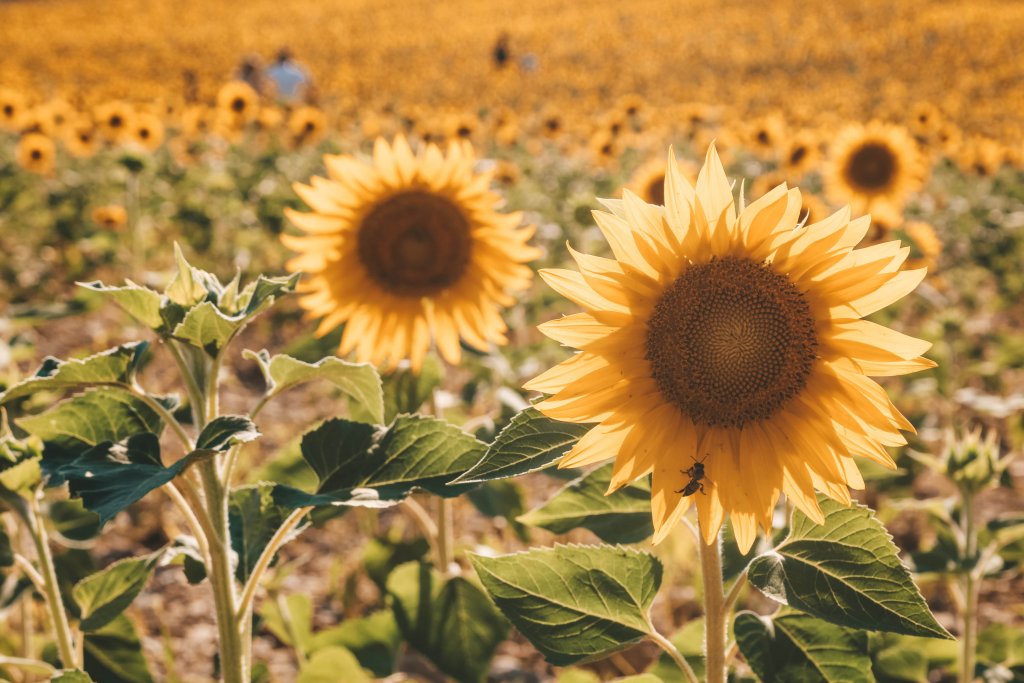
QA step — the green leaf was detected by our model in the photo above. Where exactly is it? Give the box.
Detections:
[83,614,153,683]
[273,415,485,509]
[162,535,206,585]
[517,464,652,543]
[18,390,163,483]
[0,454,42,499]
[48,499,102,543]
[78,281,164,330]
[73,551,162,632]
[60,434,191,524]
[229,483,302,582]
[164,243,211,307]
[236,273,301,316]
[307,610,400,677]
[645,618,705,682]
[260,593,314,656]
[871,635,929,683]
[297,646,370,683]
[747,496,952,639]
[469,544,661,666]
[196,415,260,452]
[362,533,430,591]
[243,350,384,425]
[612,676,663,683]
[0,343,147,404]
[453,407,591,484]
[734,610,872,683]
[381,356,442,423]
[386,561,508,683]
[172,302,241,356]
[977,623,1024,667]
[467,479,530,541]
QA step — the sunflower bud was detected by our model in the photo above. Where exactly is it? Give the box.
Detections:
[941,427,1006,495]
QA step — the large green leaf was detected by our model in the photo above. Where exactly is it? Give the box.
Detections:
[243,350,384,424]
[83,614,153,683]
[386,561,508,683]
[73,551,162,632]
[297,646,370,683]
[0,343,147,404]
[17,390,163,483]
[196,415,260,453]
[453,407,591,484]
[78,281,164,330]
[747,496,952,639]
[60,433,191,524]
[469,544,661,666]
[734,610,872,683]
[273,415,485,509]
[172,302,241,356]
[517,464,652,543]
[307,610,401,677]
[229,483,302,582]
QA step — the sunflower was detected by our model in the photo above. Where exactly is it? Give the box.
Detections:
[16,133,57,175]
[287,106,327,147]
[283,136,539,372]
[779,130,821,179]
[0,88,28,132]
[824,121,925,225]
[94,101,135,144]
[91,204,128,230]
[903,220,941,269]
[745,113,786,159]
[182,105,212,139]
[526,145,933,551]
[130,112,165,151]
[627,157,696,207]
[64,118,99,158]
[216,81,260,126]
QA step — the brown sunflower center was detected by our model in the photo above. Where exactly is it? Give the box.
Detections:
[645,256,818,428]
[109,115,123,128]
[845,142,897,191]
[231,97,246,113]
[789,145,807,166]
[356,190,472,297]
[30,149,42,160]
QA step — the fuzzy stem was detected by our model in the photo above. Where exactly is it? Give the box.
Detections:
[699,528,727,683]
[959,492,979,683]
[26,497,77,669]
[649,629,700,683]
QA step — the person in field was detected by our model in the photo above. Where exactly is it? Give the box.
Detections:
[267,48,310,103]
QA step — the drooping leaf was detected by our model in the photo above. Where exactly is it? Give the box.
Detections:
[61,434,191,524]
[747,496,952,639]
[229,483,303,582]
[734,610,872,683]
[517,464,652,543]
[386,561,508,683]
[196,415,260,453]
[273,416,485,509]
[242,350,384,424]
[307,610,401,678]
[297,646,370,683]
[453,407,591,484]
[73,551,162,632]
[162,535,207,585]
[18,390,164,483]
[469,544,661,666]
[83,614,153,683]
[48,499,102,543]
[78,281,164,330]
[0,343,147,404]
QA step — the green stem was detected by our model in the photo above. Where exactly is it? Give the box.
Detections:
[699,527,727,683]
[0,655,56,676]
[27,496,77,669]
[436,497,455,574]
[959,493,979,683]
[649,629,699,683]
[235,507,311,622]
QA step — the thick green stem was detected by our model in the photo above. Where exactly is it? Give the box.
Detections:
[699,528,727,683]
[27,497,77,669]
[959,493,979,683]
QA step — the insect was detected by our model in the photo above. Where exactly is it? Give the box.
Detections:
[675,455,708,497]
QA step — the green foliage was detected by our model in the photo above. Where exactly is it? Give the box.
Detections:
[195,415,260,453]
[229,483,301,582]
[273,415,485,509]
[518,464,652,543]
[260,593,315,657]
[72,550,163,632]
[362,533,431,591]
[466,479,530,541]
[243,349,384,424]
[307,610,401,678]
[0,342,148,404]
[470,544,661,666]
[297,646,370,683]
[644,618,705,681]
[386,561,508,683]
[48,499,102,543]
[82,615,153,683]
[380,356,443,423]
[453,406,591,484]
[734,610,872,683]
[747,496,952,639]
[51,671,95,682]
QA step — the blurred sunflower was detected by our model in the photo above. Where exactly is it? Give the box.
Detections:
[746,113,786,159]
[216,81,260,126]
[0,88,27,132]
[779,130,820,179]
[130,112,165,151]
[527,145,932,551]
[182,105,212,139]
[283,136,539,371]
[824,121,924,226]
[94,101,135,143]
[64,119,99,158]
[903,220,941,269]
[16,133,57,175]
[38,99,75,137]
[91,204,128,230]
[957,136,1005,177]
[288,106,327,146]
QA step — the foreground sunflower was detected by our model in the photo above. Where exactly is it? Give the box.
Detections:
[526,145,933,552]
[283,135,539,371]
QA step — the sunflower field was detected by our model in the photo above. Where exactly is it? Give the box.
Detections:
[1,0,1023,682]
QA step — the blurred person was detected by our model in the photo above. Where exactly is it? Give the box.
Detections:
[267,48,310,103]
[182,69,199,103]
[235,54,266,96]
[493,32,511,69]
